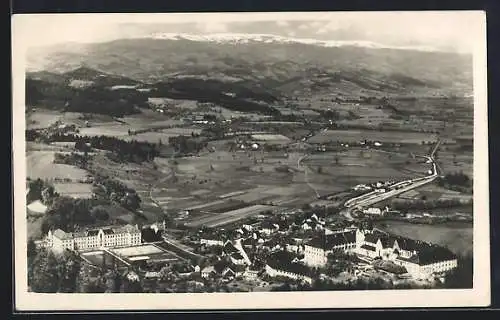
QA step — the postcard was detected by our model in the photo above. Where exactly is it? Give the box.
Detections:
[12,11,490,311]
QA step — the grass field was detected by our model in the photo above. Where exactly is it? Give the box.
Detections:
[26,109,62,129]
[52,182,93,199]
[397,183,473,202]
[309,129,438,144]
[26,151,89,181]
[376,220,473,257]
[184,204,274,228]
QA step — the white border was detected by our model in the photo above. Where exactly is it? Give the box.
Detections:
[12,11,490,311]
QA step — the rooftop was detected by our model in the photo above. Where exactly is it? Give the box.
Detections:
[306,230,356,250]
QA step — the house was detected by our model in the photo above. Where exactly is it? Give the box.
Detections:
[201,266,216,279]
[265,251,314,284]
[230,252,247,265]
[363,207,383,216]
[303,230,357,267]
[144,271,161,279]
[200,237,224,247]
[41,224,142,252]
[260,222,279,235]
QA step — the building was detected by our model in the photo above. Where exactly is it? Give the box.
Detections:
[200,238,224,247]
[41,224,142,252]
[303,230,357,267]
[363,207,383,216]
[201,266,216,279]
[260,222,279,235]
[355,229,458,279]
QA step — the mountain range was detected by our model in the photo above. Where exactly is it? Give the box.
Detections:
[26,33,473,100]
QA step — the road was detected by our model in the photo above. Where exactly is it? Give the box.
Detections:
[297,153,321,198]
[340,140,441,219]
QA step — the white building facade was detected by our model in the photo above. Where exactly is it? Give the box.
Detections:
[41,224,142,252]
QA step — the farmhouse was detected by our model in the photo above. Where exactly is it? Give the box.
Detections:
[40,224,142,252]
[303,230,357,267]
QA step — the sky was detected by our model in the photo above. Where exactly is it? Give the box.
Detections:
[13,11,485,53]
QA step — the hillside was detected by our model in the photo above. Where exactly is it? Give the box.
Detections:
[27,36,473,98]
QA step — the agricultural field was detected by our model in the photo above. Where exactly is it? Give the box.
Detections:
[435,150,473,177]
[78,124,130,137]
[308,129,438,145]
[52,182,93,199]
[396,183,473,203]
[184,204,275,228]
[26,109,63,129]
[376,220,473,257]
[26,150,90,181]
[301,149,430,185]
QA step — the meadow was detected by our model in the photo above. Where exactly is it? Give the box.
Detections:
[26,150,89,181]
[309,129,438,144]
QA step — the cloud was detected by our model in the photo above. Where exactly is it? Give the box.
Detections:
[309,21,323,28]
[298,23,309,30]
[196,21,228,33]
[276,20,290,27]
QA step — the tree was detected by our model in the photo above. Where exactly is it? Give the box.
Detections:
[58,250,82,293]
[122,276,143,293]
[29,249,60,293]
[90,206,110,221]
[27,238,37,263]
[104,268,123,293]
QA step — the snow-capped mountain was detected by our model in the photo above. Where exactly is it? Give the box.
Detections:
[149,33,440,52]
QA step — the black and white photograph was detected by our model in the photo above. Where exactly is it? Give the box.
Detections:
[12,11,489,310]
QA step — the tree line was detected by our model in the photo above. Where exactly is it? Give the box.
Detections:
[26,131,159,163]
[26,78,148,117]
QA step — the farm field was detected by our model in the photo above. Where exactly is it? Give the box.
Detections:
[26,109,63,129]
[396,183,473,202]
[376,220,473,257]
[52,182,93,199]
[308,129,438,144]
[26,150,89,181]
[184,204,275,228]
[302,149,430,182]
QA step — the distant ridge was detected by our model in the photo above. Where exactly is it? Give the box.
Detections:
[148,33,447,53]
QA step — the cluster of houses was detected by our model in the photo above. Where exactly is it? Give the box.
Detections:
[196,211,459,283]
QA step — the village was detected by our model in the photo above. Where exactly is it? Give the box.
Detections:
[32,194,459,293]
